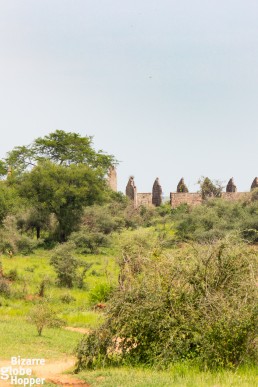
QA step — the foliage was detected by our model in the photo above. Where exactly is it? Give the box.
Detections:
[4,130,116,242]
[82,204,126,234]
[76,237,257,370]
[88,282,114,305]
[5,129,115,174]
[0,215,41,254]
[50,242,91,288]
[0,182,21,224]
[27,302,64,336]
[198,177,223,200]
[17,160,111,241]
[69,227,110,254]
[175,198,258,243]
[0,278,11,297]
[60,292,76,304]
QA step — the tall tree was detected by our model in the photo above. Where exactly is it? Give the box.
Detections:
[6,130,115,174]
[6,130,116,241]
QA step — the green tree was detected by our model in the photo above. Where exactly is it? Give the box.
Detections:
[28,303,64,336]
[0,182,21,224]
[18,160,110,241]
[6,130,115,174]
[50,242,91,287]
[6,130,116,241]
[198,177,223,199]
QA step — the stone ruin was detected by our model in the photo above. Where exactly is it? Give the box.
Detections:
[226,178,237,193]
[106,170,258,209]
[251,177,258,190]
[177,178,189,193]
[152,178,162,206]
[125,176,137,206]
[107,166,117,192]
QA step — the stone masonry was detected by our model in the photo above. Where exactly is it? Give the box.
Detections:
[107,166,117,191]
[123,175,258,209]
[152,178,162,206]
[226,178,237,193]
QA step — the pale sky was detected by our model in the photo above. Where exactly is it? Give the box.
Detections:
[0,0,258,195]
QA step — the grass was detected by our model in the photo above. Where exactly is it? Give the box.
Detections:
[0,317,82,359]
[0,249,116,328]
[0,247,257,386]
[78,365,258,387]
[0,249,115,361]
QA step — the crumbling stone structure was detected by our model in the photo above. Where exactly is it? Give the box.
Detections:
[126,176,138,207]
[226,178,237,193]
[124,174,257,209]
[152,178,162,206]
[107,166,117,192]
[177,178,189,193]
[125,177,162,208]
[251,177,258,190]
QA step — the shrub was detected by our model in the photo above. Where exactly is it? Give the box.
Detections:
[38,277,50,297]
[60,292,76,304]
[88,283,114,306]
[76,237,257,370]
[0,215,41,255]
[69,228,110,254]
[175,199,258,243]
[0,278,11,297]
[6,269,18,281]
[50,242,91,288]
[17,236,42,255]
[28,302,64,336]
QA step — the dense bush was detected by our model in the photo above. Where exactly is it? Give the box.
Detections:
[69,227,110,254]
[175,198,258,243]
[76,237,257,370]
[88,282,114,305]
[50,242,91,288]
[0,278,11,297]
[0,215,41,254]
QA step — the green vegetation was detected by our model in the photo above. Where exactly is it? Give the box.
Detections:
[0,131,257,386]
[76,236,257,370]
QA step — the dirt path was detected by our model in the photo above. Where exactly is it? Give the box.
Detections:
[64,327,90,335]
[0,327,90,386]
[0,357,90,387]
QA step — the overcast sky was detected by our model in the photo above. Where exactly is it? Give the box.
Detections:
[0,0,257,194]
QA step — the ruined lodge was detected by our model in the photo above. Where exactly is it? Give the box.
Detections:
[108,171,258,208]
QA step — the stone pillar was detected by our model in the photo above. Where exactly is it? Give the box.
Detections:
[152,178,162,206]
[226,178,237,193]
[177,178,189,193]
[126,176,137,207]
[251,177,258,190]
[107,166,117,191]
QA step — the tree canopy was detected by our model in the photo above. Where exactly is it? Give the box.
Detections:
[2,130,116,242]
[5,130,115,174]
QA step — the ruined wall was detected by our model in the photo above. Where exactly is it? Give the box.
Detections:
[137,193,153,207]
[170,193,202,208]
[170,191,249,208]
[126,175,258,209]
[221,192,248,201]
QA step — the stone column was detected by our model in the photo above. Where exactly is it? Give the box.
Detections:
[177,178,189,193]
[251,177,258,190]
[107,166,117,191]
[152,178,162,206]
[226,178,237,193]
